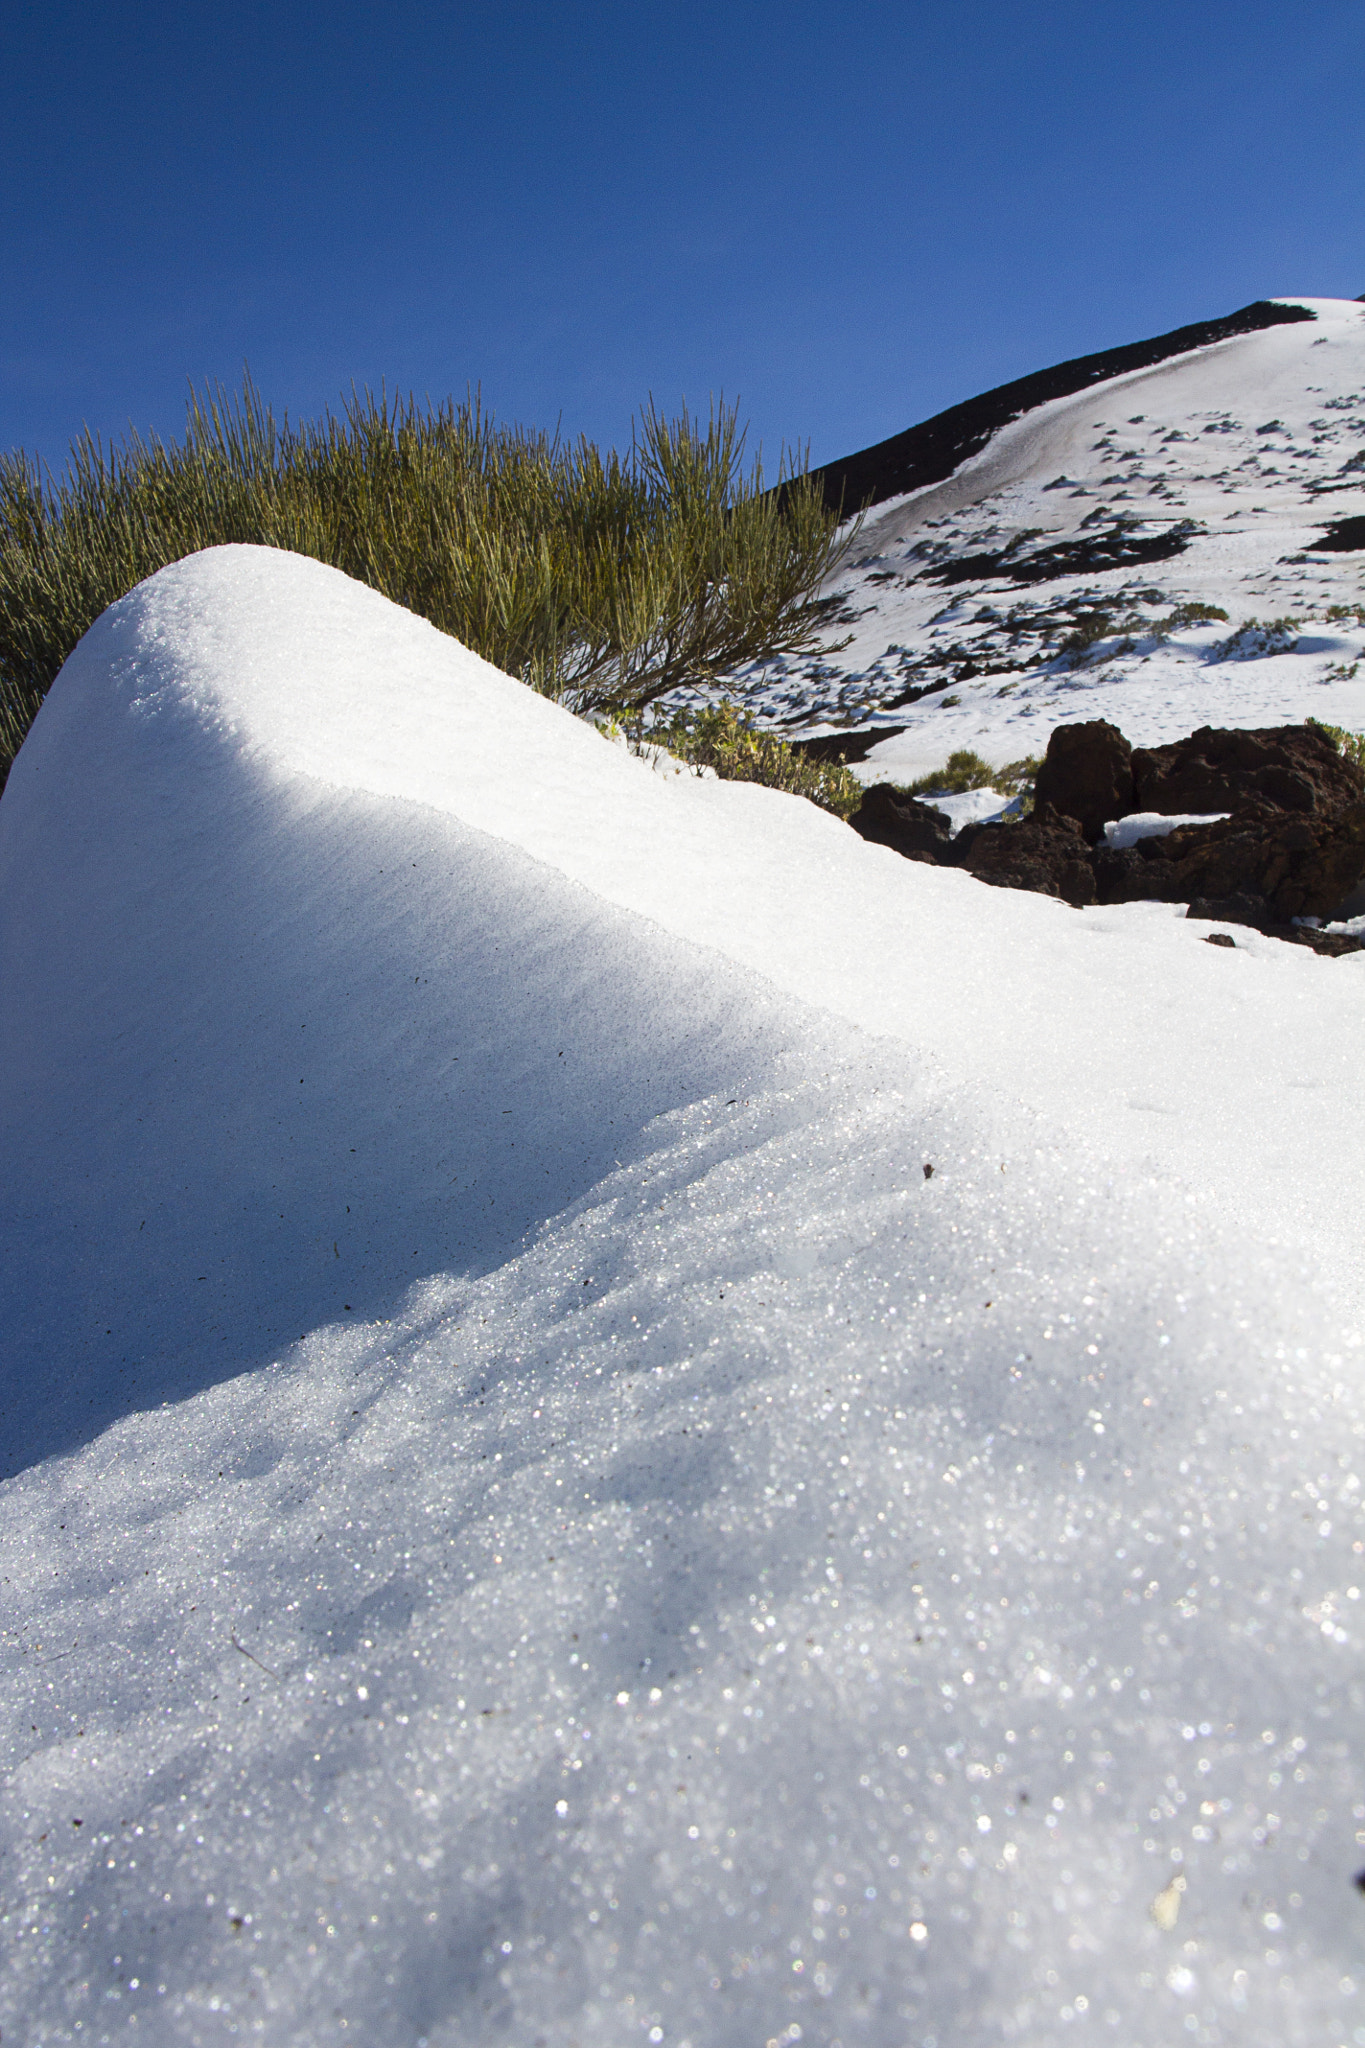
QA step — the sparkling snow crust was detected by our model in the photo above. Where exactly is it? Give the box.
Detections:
[1,545,1364,2048]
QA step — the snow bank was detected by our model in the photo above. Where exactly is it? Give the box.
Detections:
[912,787,1019,834]
[1102,812,1230,851]
[2,548,1364,2048]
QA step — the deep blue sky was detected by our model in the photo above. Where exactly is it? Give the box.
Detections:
[3,0,1363,475]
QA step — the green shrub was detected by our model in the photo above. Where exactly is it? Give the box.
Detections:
[902,748,996,794]
[640,700,863,818]
[1054,600,1228,666]
[993,755,1041,802]
[1056,609,1116,661]
[0,382,852,783]
[1152,601,1228,634]
[1212,616,1301,660]
[899,749,1039,802]
[1308,718,1365,772]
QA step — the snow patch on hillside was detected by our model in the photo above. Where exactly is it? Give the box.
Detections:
[714,298,1365,782]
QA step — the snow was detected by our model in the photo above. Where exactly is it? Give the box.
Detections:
[907,787,1020,834]
[1,517,1364,2048]
[1102,813,1229,851]
[713,297,1365,786]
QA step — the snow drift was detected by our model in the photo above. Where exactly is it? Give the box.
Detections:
[1,547,1364,2047]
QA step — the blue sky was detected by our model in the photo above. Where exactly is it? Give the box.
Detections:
[3,0,1363,473]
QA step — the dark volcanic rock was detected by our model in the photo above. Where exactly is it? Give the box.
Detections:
[1095,801,1365,921]
[927,522,1197,587]
[848,784,954,863]
[1130,722,1363,818]
[1093,722,1365,920]
[1310,516,1365,553]
[956,803,1097,907]
[1029,720,1365,922]
[789,726,908,766]
[1032,720,1137,841]
[1290,928,1365,956]
[847,719,1365,945]
[1186,893,1280,931]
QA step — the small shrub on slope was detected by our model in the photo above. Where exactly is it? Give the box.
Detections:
[0,383,851,784]
[1153,600,1228,633]
[901,749,1039,802]
[1308,718,1365,774]
[1212,616,1301,661]
[1056,610,1119,662]
[643,701,863,818]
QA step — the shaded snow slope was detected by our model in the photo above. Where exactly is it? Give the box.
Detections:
[5,549,1363,1323]
[2,549,1364,2048]
[717,298,1365,780]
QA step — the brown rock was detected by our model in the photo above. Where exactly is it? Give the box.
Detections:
[1186,903,1365,956]
[1131,722,1363,817]
[846,720,1365,941]
[1031,720,1136,841]
[1095,795,1365,921]
[1289,928,1365,956]
[957,803,1097,907]
[848,784,955,863]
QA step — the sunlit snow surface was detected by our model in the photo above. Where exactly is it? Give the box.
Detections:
[717,297,1365,783]
[2,547,1365,2048]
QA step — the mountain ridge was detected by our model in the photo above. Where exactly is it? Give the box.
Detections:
[806,298,1316,516]
[723,297,1365,783]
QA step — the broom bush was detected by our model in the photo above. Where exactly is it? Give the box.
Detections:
[639,700,864,818]
[0,381,851,784]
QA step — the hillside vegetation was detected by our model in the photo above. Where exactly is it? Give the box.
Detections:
[0,382,849,783]
[638,699,864,816]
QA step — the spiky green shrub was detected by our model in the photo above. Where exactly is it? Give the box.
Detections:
[641,700,863,818]
[1056,609,1118,662]
[0,383,851,782]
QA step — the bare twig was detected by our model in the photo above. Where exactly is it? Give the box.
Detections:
[229,1634,281,1682]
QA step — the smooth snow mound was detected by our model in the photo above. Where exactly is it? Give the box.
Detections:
[1,547,1364,2048]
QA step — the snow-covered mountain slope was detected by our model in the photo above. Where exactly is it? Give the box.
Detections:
[725,297,1365,784]
[2,548,1364,2048]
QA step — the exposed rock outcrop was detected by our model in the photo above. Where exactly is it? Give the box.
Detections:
[847,785,954,863]
[1093,797,1365,922]
[1031,720,1136,841]
[1131,722,1362,819]
[955,803,1097,907]
[847,717,1365,948]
